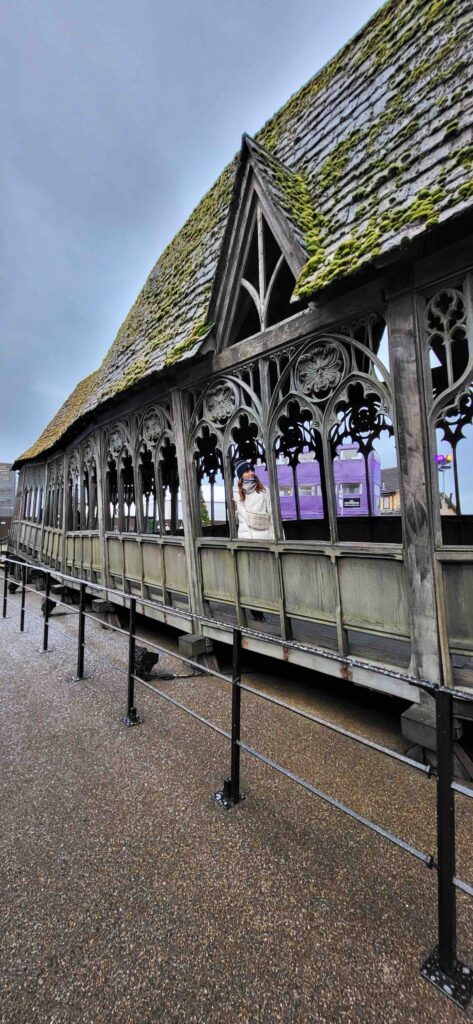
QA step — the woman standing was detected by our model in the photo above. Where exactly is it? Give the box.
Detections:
[234,460,274,540]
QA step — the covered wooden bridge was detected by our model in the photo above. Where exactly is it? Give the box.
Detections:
[8,0,473,704]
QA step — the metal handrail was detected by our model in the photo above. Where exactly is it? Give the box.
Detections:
[1,553,439,695]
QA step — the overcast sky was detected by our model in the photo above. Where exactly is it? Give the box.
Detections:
[1,0,390,463]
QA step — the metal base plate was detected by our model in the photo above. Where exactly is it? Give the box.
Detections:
[421,947,473,1009]
[122,711,142,727]
[212,789,245,811]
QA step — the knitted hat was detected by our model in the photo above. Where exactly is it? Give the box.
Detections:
[235,459,252,479]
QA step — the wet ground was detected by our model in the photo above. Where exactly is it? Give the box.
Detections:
[1,586,473,1023]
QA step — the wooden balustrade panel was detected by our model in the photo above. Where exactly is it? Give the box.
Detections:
[42,529,51,557]
[142,542,164,586]
[107,537,123,578]
[73,535,82,567]
[92,536,101,571]
[163,543,188,593]
[281,552,336,622]
[52,531,61,562]
[82,536,92,569]
[66,536,74,566]
[339,557,409,637]
[200,547,234,602]
[236,547,280,610]
[123,538,141,581]
[443,563,473,652]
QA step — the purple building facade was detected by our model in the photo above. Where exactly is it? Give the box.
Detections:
[257,445,382,519]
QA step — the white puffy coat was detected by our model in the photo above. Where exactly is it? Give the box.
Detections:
[234,487,274,540]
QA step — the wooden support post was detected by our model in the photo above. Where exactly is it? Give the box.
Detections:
[171,390,205,623]
[387,286,443,687]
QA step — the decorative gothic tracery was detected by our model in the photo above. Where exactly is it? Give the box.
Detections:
[227,202,300,346]
[65,438,99,532]
[273,399,327,533]
[265,328,399,540]
[67,449,81,531]
[134,402,182,536]
[138,447,158,534]
[189,366,264,536]
[426,280,473,540]
[185,325,399,542]
[329,381,394,519]
[194,425,226,532]
[427,287,469,400]
[44,457,64,529]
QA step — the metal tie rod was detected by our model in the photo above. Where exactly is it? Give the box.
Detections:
[239,683,433,776]
[454,877,473,899]
[238,740,434,868]
[1,557,439,695]
[452,781,473,800]
[8,556,473,703]
[132,674,231,739]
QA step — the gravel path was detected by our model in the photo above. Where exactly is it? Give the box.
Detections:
[1,587,473,1023]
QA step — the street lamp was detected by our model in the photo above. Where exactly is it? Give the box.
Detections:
[435,453,453,504]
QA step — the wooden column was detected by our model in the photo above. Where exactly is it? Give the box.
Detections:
[95,429,109,587]
[387,285,443,687]
[61,453,68,573]
[171,389,205,622]
[38,462,48,562]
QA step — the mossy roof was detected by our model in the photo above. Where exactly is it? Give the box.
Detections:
[16,0,473,466]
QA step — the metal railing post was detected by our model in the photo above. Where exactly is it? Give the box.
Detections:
[437,687,456,974]
[42,572,51,652]
[123,597,141,726]
[2,558,8,618]
[421,687,473,1008]
[214,626,243,809]
[230,626,242,803]
[20,564,26,632]
[75,582,86,679]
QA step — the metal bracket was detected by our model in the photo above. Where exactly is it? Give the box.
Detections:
[421,947,473,1009]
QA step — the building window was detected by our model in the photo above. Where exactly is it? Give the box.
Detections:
[339,448,362,460]
[339,483,362,495]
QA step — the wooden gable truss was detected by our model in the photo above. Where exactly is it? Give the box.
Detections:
[209,136,307,353]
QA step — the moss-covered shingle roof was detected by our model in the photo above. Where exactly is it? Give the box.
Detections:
[17,0,473,466]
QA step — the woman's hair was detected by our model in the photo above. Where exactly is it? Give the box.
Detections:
[238,473,266,502]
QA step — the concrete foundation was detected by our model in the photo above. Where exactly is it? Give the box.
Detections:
[401,701,473,780]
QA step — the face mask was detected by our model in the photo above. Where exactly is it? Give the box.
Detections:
[242,478,256,493]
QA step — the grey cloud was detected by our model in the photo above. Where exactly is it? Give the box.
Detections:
[1,0,381,461]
